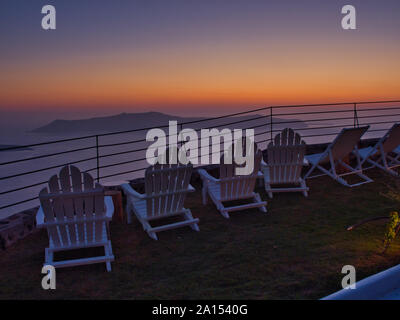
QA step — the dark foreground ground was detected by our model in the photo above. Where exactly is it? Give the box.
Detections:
[1,168,400,299]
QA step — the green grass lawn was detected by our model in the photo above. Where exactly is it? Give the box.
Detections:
[1,168,400,299]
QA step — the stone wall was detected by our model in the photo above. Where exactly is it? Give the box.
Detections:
[0,207,38,249]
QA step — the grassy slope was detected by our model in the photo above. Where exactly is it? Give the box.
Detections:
[1,169,400,299]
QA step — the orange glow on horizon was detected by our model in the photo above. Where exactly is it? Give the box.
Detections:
[1,38,399,112]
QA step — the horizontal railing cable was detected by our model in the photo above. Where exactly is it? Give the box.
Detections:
[0,156,98,181]
[1,99,400,215]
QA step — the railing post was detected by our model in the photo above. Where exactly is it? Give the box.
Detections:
[179,123,183,147]
[353,103,359,127]
[270,107,273,142]
[179,123,184,162]
[95,135,100,182]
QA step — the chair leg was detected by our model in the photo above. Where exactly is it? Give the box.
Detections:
[104,243,112,272]
[304,162,318,179]
[337,160,373,186]
[108,240,114,256]
[300,179,308,197]
[254,193,267,213]
[372,158,399,177]
[45,248,53,265]
[144,223,158,240]
[106,223,111,241]
[126,199,133,224]
[148,231,158,240]
[137,216,159,240]
[216,201,229,219]
[386,168,399,177]
[184,209,200,232]
[336,176,350,187]
[220,210,230,219]
[265,185,273,198]
[202,184,208,205]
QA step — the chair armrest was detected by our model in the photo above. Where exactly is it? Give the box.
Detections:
[36,206,45,227]
[188,184,196,192]
[104,196,114,219]
[261,158,268,167]
[198,169,219,183]
[121,183,145,199]
[260,159,270,172]
[263,159,309,167]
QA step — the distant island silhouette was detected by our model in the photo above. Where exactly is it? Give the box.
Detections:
[31,111,308,134]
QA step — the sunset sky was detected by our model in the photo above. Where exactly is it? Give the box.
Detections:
[0,0,399,118]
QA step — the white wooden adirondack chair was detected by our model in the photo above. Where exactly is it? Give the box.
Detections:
[304,126,373,187]
[198,149,267,219]
[121,163,199,240]
[358,123,400,176]
[262,128,309,198]
[36,165,115,272]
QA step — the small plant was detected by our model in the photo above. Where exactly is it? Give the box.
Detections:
[382,211,400,253]
[347,181,400,253]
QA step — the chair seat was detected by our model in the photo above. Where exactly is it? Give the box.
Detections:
[305,153,326,165]
[358,146,375,160]
[131,198,187,220]
[207,180,255,201]
[263,166,302,184]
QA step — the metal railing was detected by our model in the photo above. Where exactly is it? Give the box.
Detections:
[1,99,400,217]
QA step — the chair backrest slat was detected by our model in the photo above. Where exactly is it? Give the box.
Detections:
[153,164,161,215]
[59,166,77,244]
[71,166,85,242]
[145,168,154,216]
[39,188,61,247]
[267,128,306,184]
[166,164,178,214]
[159,164,169,214]
[94,187,106,243]
[83,172,95,243]
[220,163,234,200]
[47,175,70,246]
[174,166,185,211]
